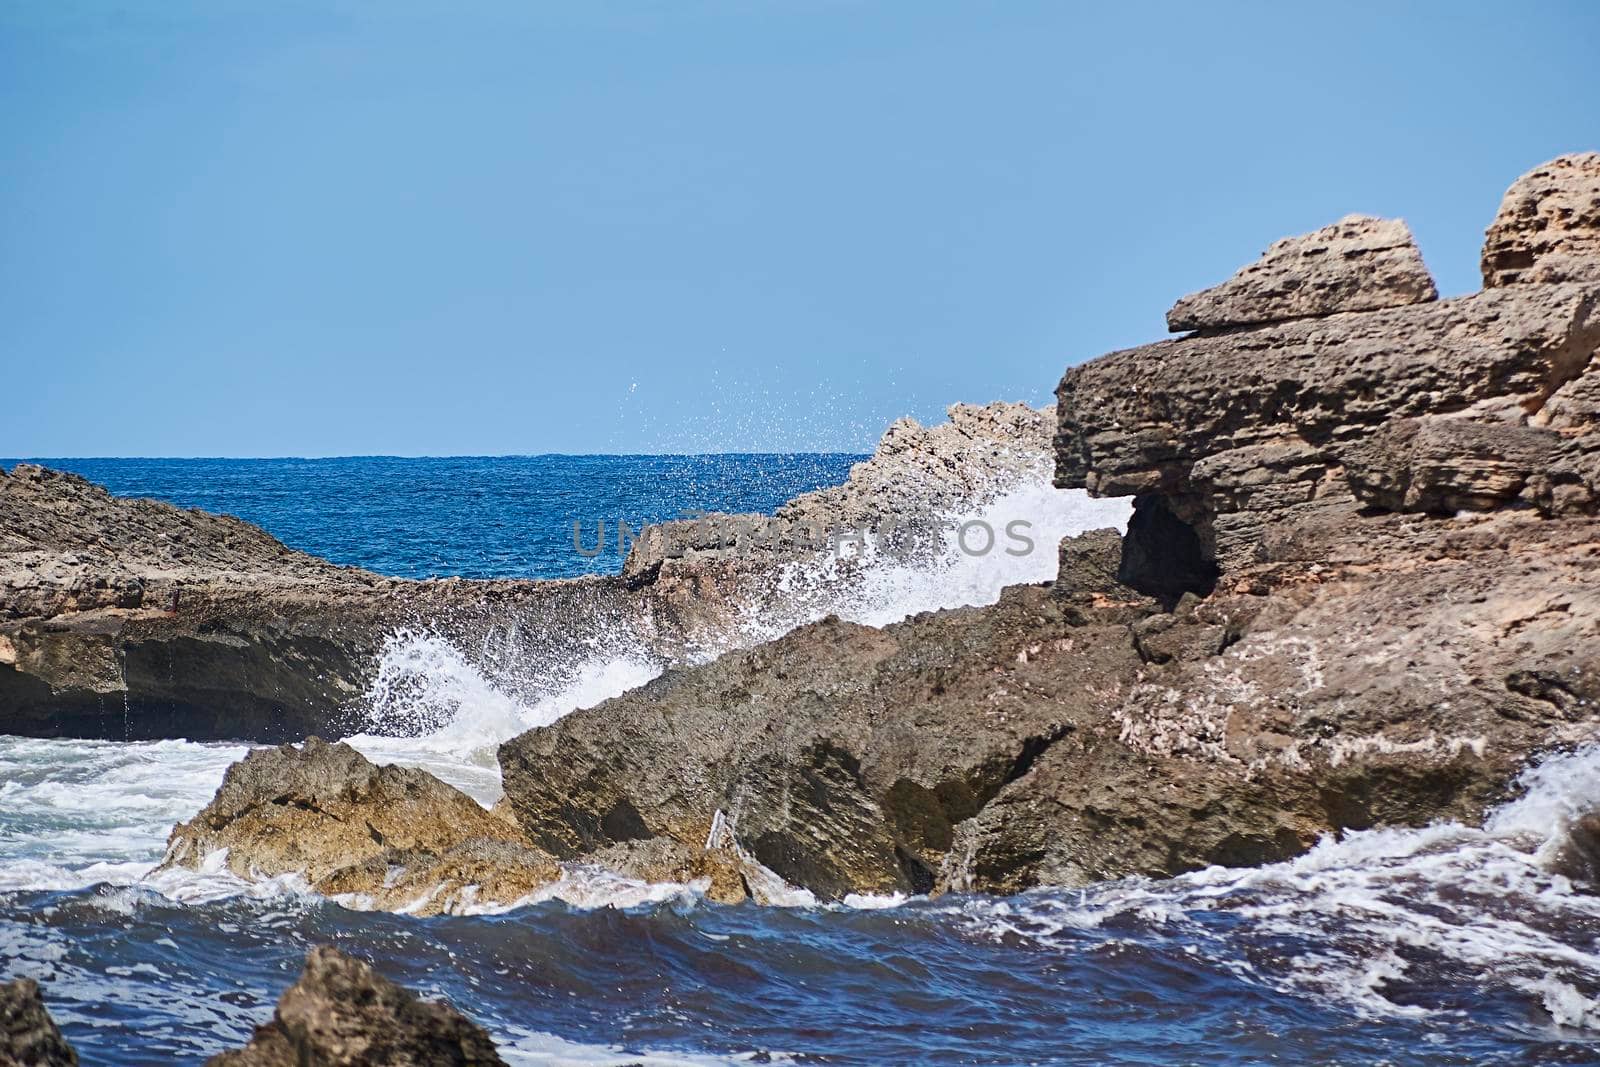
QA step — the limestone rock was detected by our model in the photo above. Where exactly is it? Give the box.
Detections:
[621,401,1055,580]
[1166,215,1436,332]
[0,978,77,1067]
[1343,416,1565,514]
[207,946,505,1066]
[1058,282,1600,574]
[583,839,751,904]
[162,738,558,912]
[1483,153,1600,288]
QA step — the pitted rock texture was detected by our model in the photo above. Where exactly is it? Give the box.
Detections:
[161,737,559,914]
[1483,152,1600,288]
[1166,215,1436,332]
[0,978,77,1067]
[207,946,506,1066]
[1058,282,1600,573]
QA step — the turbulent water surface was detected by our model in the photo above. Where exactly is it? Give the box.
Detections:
[4,456,1600,1064]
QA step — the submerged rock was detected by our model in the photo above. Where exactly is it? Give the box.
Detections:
[207,946,506,1066]
[1483,152,1600,288]
[0,978,77,1067]
[1166,214,1436,332]
[162,738,559,913]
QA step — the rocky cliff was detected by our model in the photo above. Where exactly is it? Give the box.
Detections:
[485,153,1600,900]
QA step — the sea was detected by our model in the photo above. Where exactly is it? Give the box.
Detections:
[3,456,1600,1065]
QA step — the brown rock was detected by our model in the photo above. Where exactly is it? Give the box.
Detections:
[207,946,505,1066]
[1343,416,1565,514]
[1166,215,1436,332]
[499,585,1148,899]
[1058,282,1600,575]
[1483,153,1600,288]
[0,978,77,1067]
[161,738,558,912]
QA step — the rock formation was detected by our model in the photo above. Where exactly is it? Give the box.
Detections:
[0,978,77,1067]
[1482,152,1600,287]
[162,737,772,911]
[1,400,1058,742]
[489,154,1600,900]
[162,737,560,914]
[1166,214,1436,332]
[208,946,505,1066]
[621,401,1053,581]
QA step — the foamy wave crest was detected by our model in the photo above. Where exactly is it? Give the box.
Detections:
[944,745,1600,1028]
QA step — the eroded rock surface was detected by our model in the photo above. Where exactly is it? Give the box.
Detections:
[207,946,505,1066]
[1483,152,1600,288]
[0,978,77,1067]
[162,738,559,914]
[622,401,1054,581]
[1166,215,1436,332]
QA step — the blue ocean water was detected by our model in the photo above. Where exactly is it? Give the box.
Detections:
[13,455,863,578]
[3,458,1599,1065]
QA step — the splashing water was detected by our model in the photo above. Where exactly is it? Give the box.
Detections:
[340,471,1131,798]
[940,745,1600,1031]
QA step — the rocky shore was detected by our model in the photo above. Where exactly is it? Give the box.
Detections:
[496,152,1596,899]
[11,154,1600,918]
[0,402,1050,741]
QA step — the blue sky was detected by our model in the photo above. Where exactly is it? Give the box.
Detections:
[3,1,1597,457]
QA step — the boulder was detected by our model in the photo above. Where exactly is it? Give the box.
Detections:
[207,946,506,1066]
[0,978,77,1067]
[162,738,559,912]
[1482,152,1600,288]
[1166,215,1436,332]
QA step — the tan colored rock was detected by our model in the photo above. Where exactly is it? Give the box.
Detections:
[1166,215,1436,332]
[161,738,558,913]
[1483,152,1600,287]
[207,946,506,1066]
[585,838,751,904]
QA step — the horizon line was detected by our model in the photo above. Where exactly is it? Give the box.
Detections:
[5,450,874,463]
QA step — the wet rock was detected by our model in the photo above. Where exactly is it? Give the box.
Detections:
[207,946,506,1066]
[1483,153,1600,288]
[162,738,558,912]
[584,838,751,904]
[0,978,77,1067]
[1166,215,1436,332]
[1550,813,1600,886]
[499,585,1148,899]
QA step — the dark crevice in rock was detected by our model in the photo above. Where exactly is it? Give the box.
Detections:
[1117,494,1219,607]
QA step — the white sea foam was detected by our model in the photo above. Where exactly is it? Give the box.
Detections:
[942,745,1600,1027]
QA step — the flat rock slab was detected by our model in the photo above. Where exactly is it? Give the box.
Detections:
[1167,214,1436,332]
